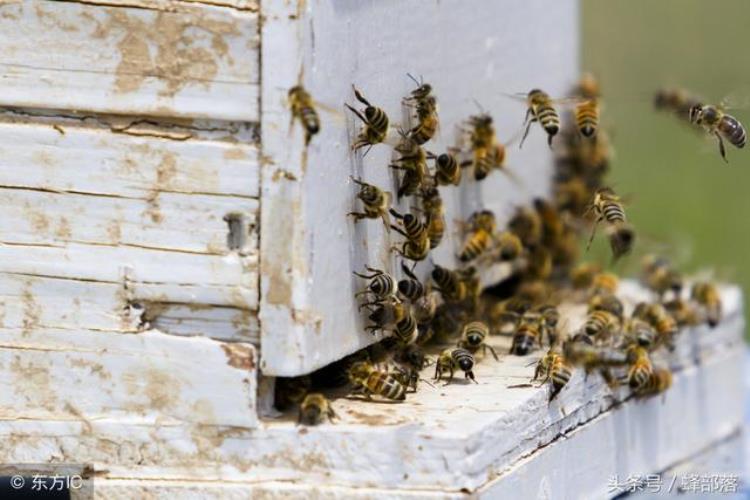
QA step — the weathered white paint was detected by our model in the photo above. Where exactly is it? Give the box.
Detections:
[6,284,740,498]
[260,0,580,376]
[0,1,259,121]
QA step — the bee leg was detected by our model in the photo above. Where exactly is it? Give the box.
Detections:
[715,132,728,163]
[519,120,533,149]
[585,220,601,251]
[467,371,478,383]
[328,406,338,422]
[352,85,371,107]
[362,144,374,158]
[348,211,367,223]
[487,344,500,361]
[345,103,368,124]
[390,226,409,238]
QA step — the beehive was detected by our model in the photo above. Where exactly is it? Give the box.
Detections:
[0,0,742,498]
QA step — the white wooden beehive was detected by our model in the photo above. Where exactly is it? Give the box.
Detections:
[0,0,743,498]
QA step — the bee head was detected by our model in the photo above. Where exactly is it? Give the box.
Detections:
[300,405,322,425]
[437,153,450,167]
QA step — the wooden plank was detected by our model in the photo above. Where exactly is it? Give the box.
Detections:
[0,328,257,428]
[0,272,259,342]
[259,0,579,376]
[0,1,259,120]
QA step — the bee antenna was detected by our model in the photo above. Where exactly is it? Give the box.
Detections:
[389,208,403,219]
[472,99,486,113]
[406,73,421,87]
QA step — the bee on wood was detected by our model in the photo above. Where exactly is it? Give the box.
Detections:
[664,298,703,328]
[626,317,657,349]
[570,262,603,289]
[574,99,600,139]
[562,340,629,371]
[462,113,512,181]
[298,393,337,425]
[348,361,407,401]
[421,183,445,249]
[533,347,574,401]
[586,187,635,261]
[431,265,467,303]
[689,104,746,162]
[590,272,619,296]
[508,206,543,248]
[588,293,624,321]
[348,177,392,230]
[624,345,653,391]
[413,291,440,325]
[459,321,499,361]
[287,85,321,146]
[397,262,425,301]
[390,209,431,261]
[632,302,678,349]
[353,266,396,303]
[691,282,722,327]
[434,348,477,383]
[641,255,683,298]
[393,309,419,346]
[634,367,672,397]
[583,309,621,341]
[345,85,390,153]
[510,312,544,356]
[391,134,428,199]
[362,298,408,334]
[404,74,439,145]
[430,150,461,186]
[274,375,312,411]
[496,231,524,261]
[458,210,496,262]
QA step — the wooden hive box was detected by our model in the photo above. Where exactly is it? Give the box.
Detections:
[0,0,742,498]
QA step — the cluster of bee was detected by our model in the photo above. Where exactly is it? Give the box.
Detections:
[279,75,726,425]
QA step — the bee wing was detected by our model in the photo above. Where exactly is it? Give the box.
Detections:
[314,101,347,123]
[500,92,528,102]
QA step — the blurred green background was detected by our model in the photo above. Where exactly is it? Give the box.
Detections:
[583,0,750,330]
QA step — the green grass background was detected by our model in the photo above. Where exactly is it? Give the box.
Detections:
[582,0,750,329]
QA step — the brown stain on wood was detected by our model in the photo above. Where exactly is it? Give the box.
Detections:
[21,281,40,336]
[92,8,240,96]
[221,343,255,370]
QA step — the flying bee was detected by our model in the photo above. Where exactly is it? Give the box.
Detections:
[689,104,746,162]
[691,282,722,327]
[298,393,337,425]
[431,265,467,303]
[430,151,461,186]
[641,255,683,298]
[626,317,657,349]
[345,85,390,152]
[274,375,312,411]
[570,262,603,289]
[353,266,396,303]
[632,302,678,349]
[534,347,574,401]
[586,187,635,261]
[459,224,493,263]
[421,183,445,249]
[397,262,425,301]
[348,361,407,401]
[574,98,600,139]
[519,89,561,148]
[348,176,392,230]
[288,85,321,146]
[434,348,477,383]
[510,313,543,356]
[390,209,430,261]
[496,231,524,261]
[624,345,653,391]
[391,134,428,199]
[583,309,621,340]
[664,298,703,327]
[459,321,499,361]
[634,367,672,397]
[463,113,507,181]
[588,293,624,321]
[575,72,601,100]
[404,74,439,145]
[508,206,542,247]
[654,87,702,121]
[363,298,408,334]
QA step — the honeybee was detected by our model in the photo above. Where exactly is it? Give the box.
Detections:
[288,85,321,146]
[534,198,565,247]
[353,266,396,303]
[533,347,574,401]
[348,177,392,230]
[405,74,438,145]
[345,85,390,152]
[397,262,425,301]
[562,340,629,370]
[298,393,337,425]
[664,298,703,328]
[536,303,561,346]
[391,134,428,199]
[586,187,635,261]
[574,98,600,139]
[510,313,543,356]
[430,151,461,186]
[459,224,493,262]
[634,367,672,397]
[393,309,419,346]
[434,348,477,382]
[390,209,431,261]
[654,87,702,121]
[641,255,683,298]
[398,343,431,372]
[632,302,678,349]
[626,317,657,349]
[691,282,722,327]
[583,309,621,340]
[363,298,408,334]
[625,345,653,391]
[525,245,553,281]
[689,104,746,162]
[570,262,603,289]
[588,293,624,321]
[575,73,601,101]
[508,206,542,247]
[464,114,508,181]
[590,272,619,296]
[431,265,467,303]
[459,321,499,361]
[555,177,591,215]
[274,375,312,411]
[520,89,561,148]
[496,231,524,261]
[413,290,440,325]
[348,361,407,400]
[421,183,445,249]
